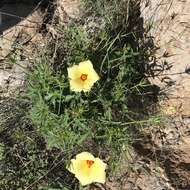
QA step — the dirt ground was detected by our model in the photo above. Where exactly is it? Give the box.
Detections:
[142,0,190,115]
[0,0,190,189]
[139,0,190,189]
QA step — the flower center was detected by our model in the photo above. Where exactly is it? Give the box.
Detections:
[80,74,88,81]
[86,160,94,168]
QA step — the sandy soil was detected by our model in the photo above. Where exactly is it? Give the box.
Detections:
[142,0,190,115]
[140,0,190,189]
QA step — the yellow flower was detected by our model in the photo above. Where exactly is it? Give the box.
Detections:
[67,152,107,186]
[67,60,100,92]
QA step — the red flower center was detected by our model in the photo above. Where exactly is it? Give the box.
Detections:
[80,74,88,81]
[86,160,94,168]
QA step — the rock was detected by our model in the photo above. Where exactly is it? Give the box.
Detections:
[56,0,82,22]
[0,70,11,93]
[141,0,190,115]
[134,127,190,189]
[163,137,190,189]
[0,3,43,60]
[140,1,190,188]
[0,61,27,97]
[0,1,45,97]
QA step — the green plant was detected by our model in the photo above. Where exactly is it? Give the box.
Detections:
[0,143,4,159]
[27,0,159,181]
[0,0,162,189]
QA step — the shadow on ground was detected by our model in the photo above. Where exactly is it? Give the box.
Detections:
[0,0,54,33]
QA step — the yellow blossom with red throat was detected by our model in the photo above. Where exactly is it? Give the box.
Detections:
[67,152,107,186]
[67,60,100,92]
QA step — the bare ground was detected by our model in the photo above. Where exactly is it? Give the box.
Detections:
[138,0,190,189]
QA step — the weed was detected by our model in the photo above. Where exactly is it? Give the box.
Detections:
[28,0,158,174]
[0,143,4,160]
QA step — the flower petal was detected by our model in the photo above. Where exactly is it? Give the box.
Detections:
[82,81,93,92]
[67,152,107,186]
[76,152,95,160]
[88,69,100,84]
[91,158,107,184]
[67,65,80,80]
[78,60,94,74]
[71,159,93,186]
[69,78,84,92]
[75,172,93,186]
[67,159,77,174]
[68,60,100,92]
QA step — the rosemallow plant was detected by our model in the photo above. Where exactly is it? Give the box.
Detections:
[67,60,100,92]
[67,152,107,186]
